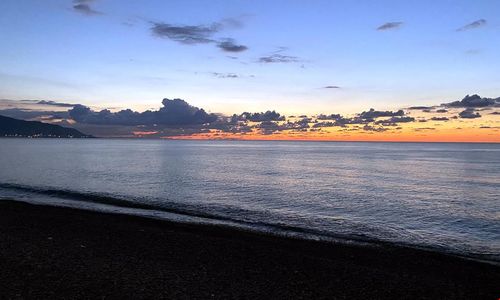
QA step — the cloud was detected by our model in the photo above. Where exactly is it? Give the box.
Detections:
[5,93,497,138]
[324,86,341,89]
[151,23,218,44]
[73,0,101,16]
[150,18,248,53]
[217,39,248,52]
[414,127,436,131]
[377,22,403,31]
[375,116,415,126]
[442,94,497,108]
[212,72,239,79]
[317,114,342,120]
[431,117,449,121]
[312,122,335,128]
[69,98,217,126]
[456,19,487,32]
[232,111,285,122]
[37,100,75,108]
[363,125,388,132]
[408,106,434,110]
[465,49,481,55]
[254,118,312,135]
[258,54,300,63]
[358,108,405,120]
[0,108,69,121]
[255,121,281,135]
[458,108,481,119]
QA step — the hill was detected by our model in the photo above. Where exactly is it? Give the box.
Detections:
[0,115,92,138]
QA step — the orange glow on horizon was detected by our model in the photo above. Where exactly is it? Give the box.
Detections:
[164,127,499,143]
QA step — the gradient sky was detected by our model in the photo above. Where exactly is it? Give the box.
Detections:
[1,0,499,114]
[0,1,499,142]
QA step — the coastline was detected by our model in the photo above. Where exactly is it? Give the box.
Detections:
[0,200,498,299]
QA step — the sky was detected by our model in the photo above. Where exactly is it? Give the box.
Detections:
[0,0,499,141]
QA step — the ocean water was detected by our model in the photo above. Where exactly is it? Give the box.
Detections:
[0,139,499,262]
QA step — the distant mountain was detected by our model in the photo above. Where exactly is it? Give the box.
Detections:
[0,115,92,138]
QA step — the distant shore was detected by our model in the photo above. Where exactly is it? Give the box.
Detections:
[0,200,498,299]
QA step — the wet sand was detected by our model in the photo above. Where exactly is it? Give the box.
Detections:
[0,200,498,299]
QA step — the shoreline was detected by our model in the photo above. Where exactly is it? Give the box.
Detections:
[4,194,500,266]
[2,188,498,265]
[1,199,499,299]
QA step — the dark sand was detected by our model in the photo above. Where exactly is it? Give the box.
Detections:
[0,200,498,299]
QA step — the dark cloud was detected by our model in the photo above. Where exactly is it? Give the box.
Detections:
[0,108,69,121]
[377,22,403,31]
[458,108,481,119]
[358,108,405,120]
[73,0,101,16]
[217,39,248,52]
[408,106,433,110]
[375,116,415,126]
[151,23,218,44]
[254,118,312,135]
[37,100,75,108]
[232,111,285,122]
[255,121,280,135]
[442,94,497,108]
[456,19,487,32]
[69,98,217,126]
[431,117,449,121]
[324,86,340,89]
[317,114,342,120]
[258,54,300,63]
[150,18,247,53]
[436,109,448,113]
[389,116,415,123]
[312,122,335,128]
[491,111,500,115]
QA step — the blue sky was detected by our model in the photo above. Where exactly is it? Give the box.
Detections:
[0,0,499,115]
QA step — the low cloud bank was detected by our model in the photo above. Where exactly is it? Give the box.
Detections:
[1,94,498,137]
[69,98,217,126]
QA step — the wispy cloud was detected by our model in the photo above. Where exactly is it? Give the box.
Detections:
[376,22,403,31]
[211,72,239,79]
[150,18,248,53]
[151,23,218,44]
[465,49,481,55]
[258,54,300,63]
[73,0,101,16]
[37,100,75,108]
[323,85,341,89]
[456,19,487,32]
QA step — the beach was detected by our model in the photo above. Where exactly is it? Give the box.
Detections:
[0,200,498,299]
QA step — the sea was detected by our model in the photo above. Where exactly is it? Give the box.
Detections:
[0,139,499,263]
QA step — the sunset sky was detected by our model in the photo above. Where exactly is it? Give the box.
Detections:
[0,0,499,141]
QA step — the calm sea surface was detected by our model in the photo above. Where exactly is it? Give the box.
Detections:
[0,139,499,262]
